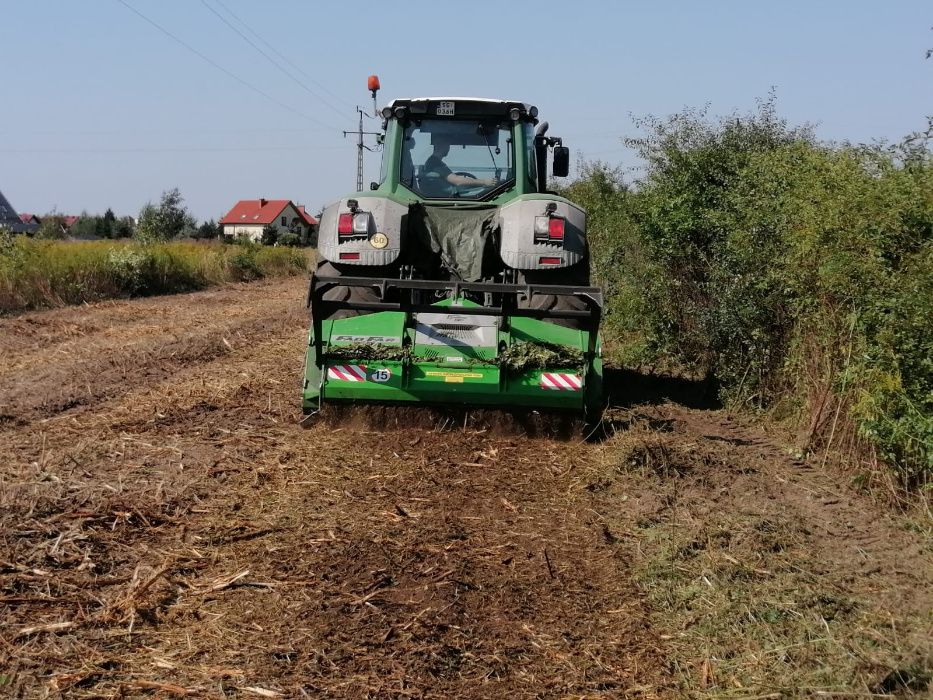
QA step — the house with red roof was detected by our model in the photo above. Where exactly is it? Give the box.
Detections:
[60,215,80,231]
[219,198,318,242]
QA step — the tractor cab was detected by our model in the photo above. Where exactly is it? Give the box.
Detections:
[376,98,568,201]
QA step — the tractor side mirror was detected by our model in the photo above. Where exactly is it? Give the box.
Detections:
[553,146,570,178]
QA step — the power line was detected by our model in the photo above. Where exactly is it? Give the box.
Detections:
[211,0,355,112]
[0,144,351,154]
[0,126,333,137]
[198,0,348,121]
[114,0,340,132]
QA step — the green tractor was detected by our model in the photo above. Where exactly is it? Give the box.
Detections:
[303,96,604,427]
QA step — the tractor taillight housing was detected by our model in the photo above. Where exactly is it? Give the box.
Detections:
[338,211,370,237]
[534,215,565,244]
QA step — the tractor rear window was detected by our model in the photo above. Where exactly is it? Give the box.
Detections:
[401,119,513,199]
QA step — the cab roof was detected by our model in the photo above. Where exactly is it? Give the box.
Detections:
[385,97,538,122]
[388,97,532,109]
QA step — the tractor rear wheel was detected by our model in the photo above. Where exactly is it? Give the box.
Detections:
[315,261,385,319]
[515,259,592,330]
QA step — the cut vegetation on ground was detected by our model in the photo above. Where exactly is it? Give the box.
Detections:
[1,276,929,698]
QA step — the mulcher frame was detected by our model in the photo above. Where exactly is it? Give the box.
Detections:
[302,275,604,420]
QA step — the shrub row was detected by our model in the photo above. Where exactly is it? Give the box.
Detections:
[0,237,308,313]
[565,101,932,490]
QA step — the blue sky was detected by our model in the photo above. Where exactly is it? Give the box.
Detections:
[1,1,930,221]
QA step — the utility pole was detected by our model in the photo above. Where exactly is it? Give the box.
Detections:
[342,75,382,193]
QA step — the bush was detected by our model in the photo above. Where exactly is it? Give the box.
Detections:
[227,243,264,281]
[276,231,301,247]
[106,247,153,294]
[567,99,932,488]
[35,216,67,240]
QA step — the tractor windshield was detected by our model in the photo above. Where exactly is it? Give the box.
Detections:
[401,118,513,199]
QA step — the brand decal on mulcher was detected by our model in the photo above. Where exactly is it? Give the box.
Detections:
[333,335,401,344]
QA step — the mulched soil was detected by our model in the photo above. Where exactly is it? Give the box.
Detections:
[0,276,929,698]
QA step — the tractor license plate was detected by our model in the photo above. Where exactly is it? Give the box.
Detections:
[436,101,455,116]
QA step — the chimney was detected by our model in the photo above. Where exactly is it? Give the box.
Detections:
[259,198,267,207]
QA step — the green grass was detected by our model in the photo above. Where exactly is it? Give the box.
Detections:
[0,237,309,313]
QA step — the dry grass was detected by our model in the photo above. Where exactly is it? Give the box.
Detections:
[0,237,309,313]
[591,407,933,697]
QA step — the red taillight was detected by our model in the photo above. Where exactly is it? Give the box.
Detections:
[337,213,353,235]
[338,211,370,237]
[534,215,565,244]
[539,256,562,265]
[339,252,360,261]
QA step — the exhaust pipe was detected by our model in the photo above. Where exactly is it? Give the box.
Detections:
[534,122,550,193]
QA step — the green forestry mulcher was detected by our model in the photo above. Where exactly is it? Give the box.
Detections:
[303,96,604,426]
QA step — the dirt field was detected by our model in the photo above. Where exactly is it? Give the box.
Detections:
[1,276,930,698]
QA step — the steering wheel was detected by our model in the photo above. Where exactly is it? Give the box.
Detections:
[453,171,489,193]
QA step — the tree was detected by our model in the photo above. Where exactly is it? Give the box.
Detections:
[98,208,116,238]
[135,188,197,242]
[196,218,219,239]
[69,212,100,240]
[260,224,278,246]
[35,215,66,240]
[112,216,135,239]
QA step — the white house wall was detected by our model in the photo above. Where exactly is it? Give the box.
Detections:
[224,224,265,241]
[276,203,308,234]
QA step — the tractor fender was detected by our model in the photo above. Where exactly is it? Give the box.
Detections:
[498,197,587,270]
[318,195,408,267]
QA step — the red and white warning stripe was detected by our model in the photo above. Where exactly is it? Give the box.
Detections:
[327,364,368,382]
[540,372,582,391]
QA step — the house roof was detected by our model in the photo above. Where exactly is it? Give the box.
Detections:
[19,213,39,224]
[0,189,22,226]
[220,199,291,226]
[60,215,80,228]
[0,189,38,233]
[296,205,318,226]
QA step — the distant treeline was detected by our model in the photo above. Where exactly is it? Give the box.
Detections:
[36,209,137,240]
[25,188,314,247]
[31,190,221,242]
[564,99,932,492]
